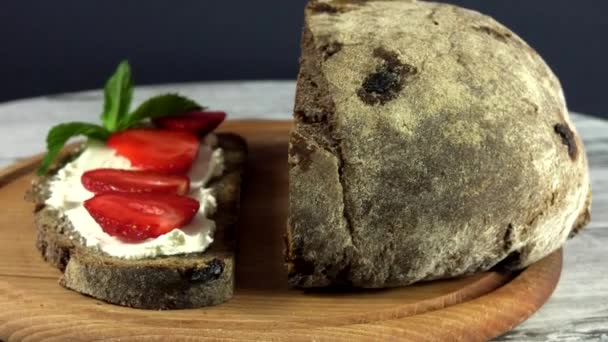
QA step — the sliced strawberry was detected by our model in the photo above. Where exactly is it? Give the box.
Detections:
[84,193,200,241]
[81,169,190,195]
[154,111,226,136]
[107,129,199,174]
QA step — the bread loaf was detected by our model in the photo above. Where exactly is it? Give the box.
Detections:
[286,0,591,288]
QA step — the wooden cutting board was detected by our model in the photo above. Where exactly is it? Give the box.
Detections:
[0,120,561,342]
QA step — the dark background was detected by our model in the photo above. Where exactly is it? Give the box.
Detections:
[1,1,607,117]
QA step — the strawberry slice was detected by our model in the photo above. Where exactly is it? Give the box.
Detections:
[84,193,200,241]
[81,169,190,195]
[154,111,226,136]
[107,129,199,174]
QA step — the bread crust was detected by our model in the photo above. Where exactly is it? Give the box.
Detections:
[286,0,591,288]
[27,133,247,309]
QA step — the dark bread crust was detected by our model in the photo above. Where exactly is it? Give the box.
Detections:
[26,133,247,309]
[286,0,591,288]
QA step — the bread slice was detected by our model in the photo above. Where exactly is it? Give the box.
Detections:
[26,133,247,309]
[286,0,591,288]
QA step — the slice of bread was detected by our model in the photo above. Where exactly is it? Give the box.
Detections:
[286,0,591,288]
[26,133,247,309]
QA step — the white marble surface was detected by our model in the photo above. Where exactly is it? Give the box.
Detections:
[0,81,606,341]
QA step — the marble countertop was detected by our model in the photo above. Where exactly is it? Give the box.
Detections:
[0,81,606,341]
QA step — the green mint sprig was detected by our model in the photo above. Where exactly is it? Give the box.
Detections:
[102,61,133,132]
[37,61,203,175]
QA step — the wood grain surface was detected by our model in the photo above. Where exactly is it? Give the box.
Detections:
[0,120,563,341]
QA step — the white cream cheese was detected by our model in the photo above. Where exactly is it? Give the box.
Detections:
[45,135,225,259]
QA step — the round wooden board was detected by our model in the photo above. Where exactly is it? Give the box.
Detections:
[0,120,562,342]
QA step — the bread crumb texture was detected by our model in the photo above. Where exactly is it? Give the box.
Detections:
[287,0,591,288]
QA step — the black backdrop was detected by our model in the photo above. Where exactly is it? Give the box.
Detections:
[1,0,607,117]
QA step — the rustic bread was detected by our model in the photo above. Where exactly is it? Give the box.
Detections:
[26,133,247,309]
[286,0,591,288]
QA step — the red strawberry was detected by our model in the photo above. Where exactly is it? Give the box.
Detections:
[81,169,190,195]
[107,129,199,174]
[84,193,200,241]
[154,111,226,136]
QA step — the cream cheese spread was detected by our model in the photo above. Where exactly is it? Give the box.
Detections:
[45,135,224,259]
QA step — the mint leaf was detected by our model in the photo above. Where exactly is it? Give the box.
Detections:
[118,94,202,130]
[37,62,205,176]
[37,123,110,175]
[101,61,133,131]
